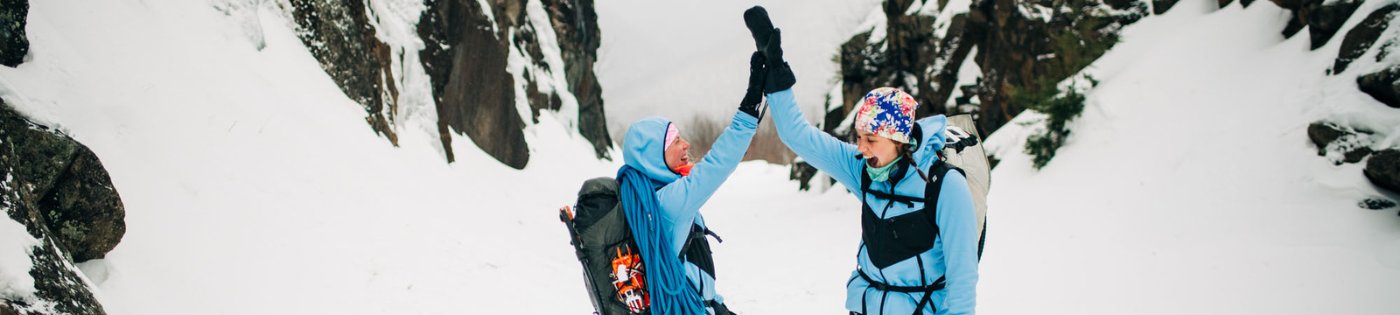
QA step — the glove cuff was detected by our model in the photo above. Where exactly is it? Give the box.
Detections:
[764,62,796,94]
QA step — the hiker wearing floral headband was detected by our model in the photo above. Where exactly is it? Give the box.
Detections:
[745,6,980,315]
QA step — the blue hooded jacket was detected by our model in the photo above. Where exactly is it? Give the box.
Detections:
[621,111,758,314]
[767,89,979,315]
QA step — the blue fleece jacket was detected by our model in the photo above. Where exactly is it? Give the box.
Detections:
[767,89,979,315]
[621,112,758,315]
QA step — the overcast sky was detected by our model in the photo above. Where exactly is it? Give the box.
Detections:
[595,0,883,140]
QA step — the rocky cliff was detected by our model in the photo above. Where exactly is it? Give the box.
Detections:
[803,0,1400,194]
[1,2,125,314]
[797,0,1147,187]
[829,0,1146,138]
[286,0,611,168]
[0,100,124,315]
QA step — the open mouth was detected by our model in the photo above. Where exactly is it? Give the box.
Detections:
[863,156,880,167]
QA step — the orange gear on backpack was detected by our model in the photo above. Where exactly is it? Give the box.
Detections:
[611,246,650,313]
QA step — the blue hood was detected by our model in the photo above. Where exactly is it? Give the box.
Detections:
[910,115,949,168]
[622,117,682,183]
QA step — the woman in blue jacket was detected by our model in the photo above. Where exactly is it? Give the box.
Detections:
[614,53,767,315]
[743,7,979,315]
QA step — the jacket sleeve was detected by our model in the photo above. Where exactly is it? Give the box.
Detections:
[765,89,864,190]
[937,171,979,314]
[656,111,759,249]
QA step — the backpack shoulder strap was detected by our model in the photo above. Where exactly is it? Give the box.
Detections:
[924,160,984,260]
[923,160,964,235]
[860,162,871,195]
[680,223,720,278]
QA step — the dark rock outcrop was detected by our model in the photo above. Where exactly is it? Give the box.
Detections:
[827,0,1145,140]
[0,100,115,314]
[1359,198,1396,209]
[1273,0,1363,50]
[285,0,399,145]
[795,0,1146,187]
[0,105,125,263]
[1357,66,1400,108]
[288,0,612,167]
[0,226,104,315]
[1308,121,1372,163]
[1332,4,1399,74]
[1307,122,1348,147]
[541,0,612,160]
[1365,149,1400,194]
[415,0,612,167]
[833,0,972,126]
[0,0,27,67]
[36,145,125,262]
[973,0,1148,133]
[1153,0,1179,15]
[418,0,529,167]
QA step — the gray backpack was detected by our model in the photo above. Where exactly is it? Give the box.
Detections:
[560,178,723,314]
[939,114,991,257]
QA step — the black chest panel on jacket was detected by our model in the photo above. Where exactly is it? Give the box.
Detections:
[860,160,940,270]
[861,197,938,269]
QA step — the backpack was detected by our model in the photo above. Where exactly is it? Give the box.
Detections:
[560,177,722,315]
[934,114,991,259]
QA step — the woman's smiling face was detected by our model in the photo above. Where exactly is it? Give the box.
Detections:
[665,134,692,172]
[855,129,900,168]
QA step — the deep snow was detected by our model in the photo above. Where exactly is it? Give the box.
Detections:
[0,0,1395,314]
[978,1,1400,313]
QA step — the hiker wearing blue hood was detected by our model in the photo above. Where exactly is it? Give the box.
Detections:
[614,52,768,315]
[742,6,979,315]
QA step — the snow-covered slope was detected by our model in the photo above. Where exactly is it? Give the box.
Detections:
[979,1,1400,313]
[0,0,1396,314]
[1,0,617,313]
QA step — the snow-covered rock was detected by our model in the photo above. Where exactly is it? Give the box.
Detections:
[796,0,1148,187]
[1358,66,1400,108]
[0,100,116,315]
[1366,149,1400,193]
[829,0,1148,135]
[280,0,401,145]
[418,0,610,166]
[266,0,611,167]
[1332,2,1397,73]
[0,104,124,263]
[418,0,527,166]
[1309,121,1374,163]
[1271,0,1364,49]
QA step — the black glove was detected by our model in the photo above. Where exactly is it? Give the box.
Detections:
[743,6,795,93]
[739,51,766,120]
[760,29,796,93]
[744,6,775,50]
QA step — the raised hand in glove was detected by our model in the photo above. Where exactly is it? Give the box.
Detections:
[743,6,796,93]
[743,6,775,50]
[739,51,767,120]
